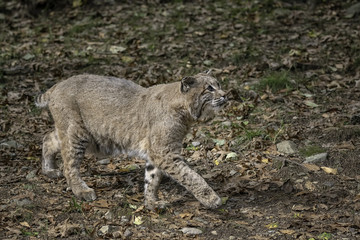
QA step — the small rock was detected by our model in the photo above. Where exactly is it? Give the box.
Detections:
[191,141,201,147]
[226,152,238,160]
[229,169,237,176]
[221,121,232,127]
[104,210,113,220]
[211,230,218,235]
[304,152,327,164]
[25,170,37,180]
[120,215,130,223]
[13,198,32,207]
[276,140,297,154]
[323,181,334,188]
[109,45,126,54]
[123,228,132,238]
[23,53,35,60]
[180,227,203,235]
[355,80,360,88]
[99,225,109,235]
[0,140,18,149]
[295,179,304,183]
[97,159,110,165]
[229,236,236,240]
[0,204,8,211]
[203,60,212,66]
[113,231,121,238]
[213,139,226,146]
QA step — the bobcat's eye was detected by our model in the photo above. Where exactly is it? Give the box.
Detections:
[207,85,215,92]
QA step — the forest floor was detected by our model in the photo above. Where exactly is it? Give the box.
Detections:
[1,0,360,239]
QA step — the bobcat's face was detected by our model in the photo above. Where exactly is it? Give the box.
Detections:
[181,73,227,121]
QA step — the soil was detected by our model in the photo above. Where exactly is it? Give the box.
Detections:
[0,0,359,239]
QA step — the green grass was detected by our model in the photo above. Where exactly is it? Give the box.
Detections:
[256,71,295,92]
[299,145,326,157]
[67,197,83,213]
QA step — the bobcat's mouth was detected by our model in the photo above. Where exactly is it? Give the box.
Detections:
[212,97,227,108]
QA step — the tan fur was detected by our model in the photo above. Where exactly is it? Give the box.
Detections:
[36,72,227,210]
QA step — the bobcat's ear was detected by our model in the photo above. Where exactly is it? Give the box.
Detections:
[181,76,196,93]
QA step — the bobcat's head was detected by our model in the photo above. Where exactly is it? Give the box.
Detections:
[181,71,228,122]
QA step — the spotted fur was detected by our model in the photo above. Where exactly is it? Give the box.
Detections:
[36,72,227,210]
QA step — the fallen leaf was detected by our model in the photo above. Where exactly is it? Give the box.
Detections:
[304,100,319,108]
[280,229,295,234]
[23,53,35,60]
[129,204,137,210]
[321,166,337,175]
[20,221,30,228]
[92,199,110,208]
[292,204,311,211]
[226,152,238,160]
[133,216,143,225]
[109,45,126,54]
[265,222,278,229]
[221,196,229,205]
[213,139,226,146]
[303,163,320,171]
[179,212,194,219]
[121,56,135,63]
[261,158,269,163]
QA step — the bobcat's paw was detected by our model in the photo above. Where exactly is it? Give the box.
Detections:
[72,185,97,201]
[196,187,222,209]
[79,188,96,201]
[43,169,63,179]
[145,199,170,211]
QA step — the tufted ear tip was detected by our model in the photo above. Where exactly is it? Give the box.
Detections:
[181,76,196,93]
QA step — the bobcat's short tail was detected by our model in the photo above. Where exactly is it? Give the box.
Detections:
[35,85,56,108]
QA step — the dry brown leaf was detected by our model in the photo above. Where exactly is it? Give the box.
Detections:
[92,199,110,208]
[280,229,295,234]
[20,221,30,228]
[179,212,194,219]
[321,166,337,175]
[292,204,311,211]
[303,163,320,171]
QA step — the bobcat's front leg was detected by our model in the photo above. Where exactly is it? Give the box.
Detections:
[143,160,165,210]
[156,155,222,209]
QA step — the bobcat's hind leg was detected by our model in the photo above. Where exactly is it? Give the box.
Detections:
[42,129,62,178]
[61,127,96,202]
[144,161,165,210]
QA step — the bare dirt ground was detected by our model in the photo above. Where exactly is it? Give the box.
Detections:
[1,0,360,239]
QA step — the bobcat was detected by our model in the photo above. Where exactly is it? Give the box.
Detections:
[36,71,227,210]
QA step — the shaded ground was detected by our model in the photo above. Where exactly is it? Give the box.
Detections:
[1,0,360,239]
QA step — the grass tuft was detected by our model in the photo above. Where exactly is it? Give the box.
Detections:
[257,71,294,92]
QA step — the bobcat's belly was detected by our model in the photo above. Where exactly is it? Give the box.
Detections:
[86,141,149,161]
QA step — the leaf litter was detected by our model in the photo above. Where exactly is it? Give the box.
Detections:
[1,0,360,239]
